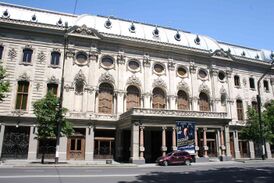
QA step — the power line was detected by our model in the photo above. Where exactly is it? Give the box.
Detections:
[73,0,78,14]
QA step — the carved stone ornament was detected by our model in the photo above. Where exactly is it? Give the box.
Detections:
[177,81,189,93]
[153,78,167,89]
[37,51,46,63]
[117,51,126,65]
[18,73,30,81]
[98,72,115,84]
[199,83,210,95]
[74,24,97,36]
[243,78,247,86]
[143,54,151,67]
[226,68,232,78]
[74,70,86,84]
[66,49,75,58]
[211,49,233,60]
[126,75,141,87]
[220,86,226,94]
[48,76,59,84]
[64,84,74,92]
[8,48,17,59]
[168,58,175,70]
[189,62,197,74]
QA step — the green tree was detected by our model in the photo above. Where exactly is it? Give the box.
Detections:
[242,101,274,144]
[0,65,10,101]
[33,92,74,163]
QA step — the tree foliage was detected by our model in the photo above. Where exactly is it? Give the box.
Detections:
[242,100,274,143]
[33,92,74,140]
[0,65,10,101]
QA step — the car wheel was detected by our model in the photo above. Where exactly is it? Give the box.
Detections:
[185,160,191,166]
[163,160,168,166]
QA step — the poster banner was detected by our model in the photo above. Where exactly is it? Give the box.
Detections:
[176,121,195,154]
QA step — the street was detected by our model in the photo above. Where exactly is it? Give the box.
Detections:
[0,162,273,183]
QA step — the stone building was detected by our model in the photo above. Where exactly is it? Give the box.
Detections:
[0,2,273,163]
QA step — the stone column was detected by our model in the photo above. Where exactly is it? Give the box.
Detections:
[0,124,5,158]
[87,89,95,112]
[143,93,151,108]
[265,142,272,159]
[130,122,140,163]
[59,136,68,161]
[168,95,176,110]
[217,129,222,157]
[27,126,38,160]
[249,141,255,159]
[139,126,145,160]
[161,126,167,156]
[220,129,226,157]
[143,54,151,109]
[85,126,94,161]
[210,65,218,112]
[189,62,198,111]
[233,130,241,159]
[172,127,177,151]
[195,127,199,158]
[203,128,208,158]
[224,125,231,159]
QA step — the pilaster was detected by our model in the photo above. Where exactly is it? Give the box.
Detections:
[59,136,67,161]
[130,122,141,163]
[27,126,38,160]
[0,124,5,158]
[249,141,255,159]
[265,142,272,159]
[85,127,94,161]
[233,130,241,159]
[224,125,232,159]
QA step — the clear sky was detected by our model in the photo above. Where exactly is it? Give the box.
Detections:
[1,0,274,51]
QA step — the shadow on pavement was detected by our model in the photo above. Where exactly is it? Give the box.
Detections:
[119,166,274,183]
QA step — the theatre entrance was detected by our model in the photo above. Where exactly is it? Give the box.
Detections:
[67,128,85,160]
[94,129,115,159]
[144,128,172,163]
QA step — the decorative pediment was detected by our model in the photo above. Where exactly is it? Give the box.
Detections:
[211,49,233,60]
[48,76,59,84]
[98,72,115,84]
[127,75,141,87]
[177,81,189,93]
[199,83,210,94]
[18,73,30,81]
[70,25,101,39]
[153,78,167,89]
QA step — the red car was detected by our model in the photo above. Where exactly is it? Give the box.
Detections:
[157,151,192,166]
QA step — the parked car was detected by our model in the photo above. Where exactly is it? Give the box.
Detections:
[157,151,192,166]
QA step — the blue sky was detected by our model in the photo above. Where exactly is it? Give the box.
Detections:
[1,0,274,51]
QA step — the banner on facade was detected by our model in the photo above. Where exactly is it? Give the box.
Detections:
[176,121,195,154]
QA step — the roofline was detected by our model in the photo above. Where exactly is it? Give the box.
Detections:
[218,41,261,51]
[0,2,77,18]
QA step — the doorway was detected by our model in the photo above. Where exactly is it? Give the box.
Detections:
[67,128,85,160]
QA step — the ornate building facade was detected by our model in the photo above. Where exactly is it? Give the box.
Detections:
[0,3,273,163]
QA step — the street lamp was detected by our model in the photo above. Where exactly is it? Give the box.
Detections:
[55,22,69,164]
[256,51,274,160]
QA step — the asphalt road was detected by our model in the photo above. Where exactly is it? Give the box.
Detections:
[0,162,273,183]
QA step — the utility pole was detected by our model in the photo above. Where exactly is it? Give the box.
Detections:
[55,22,69,164]
[256,53,274,160]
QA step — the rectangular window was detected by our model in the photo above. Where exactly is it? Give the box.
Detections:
[22,49,33,63]
[236,100,244,121]
[263,80,269,91]
[0,46,3,60]
[15,81,29,110]
[249,78,255,89]
[47,83,58,95]
[234,76,240,86]
[51,52,60,65]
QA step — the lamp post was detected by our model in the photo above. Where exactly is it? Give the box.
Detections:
[256,52,274,160]
[55,23,69,164]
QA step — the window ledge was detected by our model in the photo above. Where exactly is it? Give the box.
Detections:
[234,86,241,89]
[48,65,61,69]
[19,62,33,66]
[250,88,256,91]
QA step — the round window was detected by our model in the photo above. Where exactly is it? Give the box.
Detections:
[102,56,114,67]
[76,52,88,64]
[177,67,187,77]
[154,64,164,74]
[198,69,207,79]
[218,72,225,81]
[128,60,139,70]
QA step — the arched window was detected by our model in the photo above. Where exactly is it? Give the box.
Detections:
[22,48,33,63]
[152,87,166,109]
[98,83,113,114]
[177,90,189,110]
[126,85,140,111]
[16,81,29,110]
[221,94,226,106]
[51,52,61,65]
[199,92,210,111]
[75,80,84,95]
[236,99,244,121]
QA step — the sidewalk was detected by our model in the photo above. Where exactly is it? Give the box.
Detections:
[1,159,273,168]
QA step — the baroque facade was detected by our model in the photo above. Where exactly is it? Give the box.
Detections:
[0,2,273,163]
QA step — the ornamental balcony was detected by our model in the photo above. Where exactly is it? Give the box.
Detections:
[119,108,229,121]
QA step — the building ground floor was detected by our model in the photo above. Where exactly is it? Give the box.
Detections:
[0,115,273,163]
